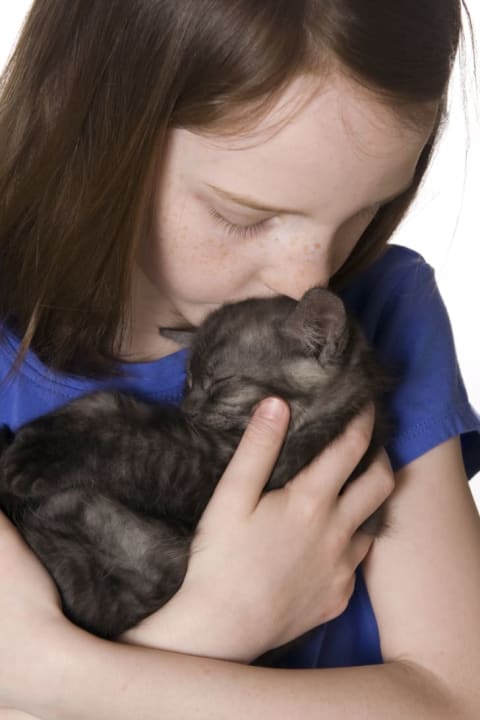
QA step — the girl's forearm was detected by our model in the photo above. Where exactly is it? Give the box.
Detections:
[31,626,467,720]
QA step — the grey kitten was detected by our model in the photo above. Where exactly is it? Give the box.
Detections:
[0,286,391,659]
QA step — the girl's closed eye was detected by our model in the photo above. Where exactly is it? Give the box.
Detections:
[207,207,272,239]
[208,204,381,240]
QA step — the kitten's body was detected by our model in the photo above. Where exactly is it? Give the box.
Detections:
[0,287,391,659]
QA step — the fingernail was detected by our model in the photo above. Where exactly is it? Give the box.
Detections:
[257,397,287,420]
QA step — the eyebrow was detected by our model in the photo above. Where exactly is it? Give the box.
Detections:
[205,178,414,215]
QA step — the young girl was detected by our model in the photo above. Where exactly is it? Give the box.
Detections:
[1,1,480,718]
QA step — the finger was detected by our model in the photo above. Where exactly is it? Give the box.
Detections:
[292,403,375,502]
[348,530,375,569]
[337,449,394,536]
[208,397,290,517]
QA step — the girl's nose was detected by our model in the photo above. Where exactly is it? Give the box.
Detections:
[261,244,333,300]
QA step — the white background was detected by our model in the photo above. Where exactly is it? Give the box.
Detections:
[1,2,479,508]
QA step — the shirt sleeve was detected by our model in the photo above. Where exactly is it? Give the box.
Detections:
[342,245,480,476]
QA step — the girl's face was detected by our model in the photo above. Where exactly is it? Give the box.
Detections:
[132,75,435,356]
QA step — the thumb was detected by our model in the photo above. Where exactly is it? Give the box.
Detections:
[205,397,290,518]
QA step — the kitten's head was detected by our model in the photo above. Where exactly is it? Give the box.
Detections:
[162,287,383,433]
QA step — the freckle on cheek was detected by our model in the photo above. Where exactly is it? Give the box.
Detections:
[302,243,320,258]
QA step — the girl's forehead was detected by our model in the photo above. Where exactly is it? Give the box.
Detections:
[167,75,435,217]
[192,73,436,155]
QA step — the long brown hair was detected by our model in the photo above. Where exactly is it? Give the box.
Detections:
[0,0,472,376]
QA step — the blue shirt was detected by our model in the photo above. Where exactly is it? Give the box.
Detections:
[1,244,480,669]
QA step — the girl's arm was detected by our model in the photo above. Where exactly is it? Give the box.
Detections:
[361,434,480,718]
[2,415,479,718]
[0,402,388,718]
[37,438,480,720]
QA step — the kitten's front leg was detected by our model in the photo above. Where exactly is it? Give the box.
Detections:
[0,422,91,502]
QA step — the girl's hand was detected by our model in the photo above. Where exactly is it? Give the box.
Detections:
[125,398,394,663]
[0,511,66,713]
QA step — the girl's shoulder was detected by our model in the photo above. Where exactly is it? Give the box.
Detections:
[341,243,480,477]
[341,242,439,335]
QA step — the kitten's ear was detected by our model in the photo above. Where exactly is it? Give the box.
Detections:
[159,327,196,348]
[284,287,349,361]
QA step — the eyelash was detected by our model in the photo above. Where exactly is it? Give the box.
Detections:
[208,204,382,239]
[207,207,270,239]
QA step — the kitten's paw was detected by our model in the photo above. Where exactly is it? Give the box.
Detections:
[1,430,74,499]
[5,471,51,499]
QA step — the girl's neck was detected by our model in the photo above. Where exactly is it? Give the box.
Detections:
[118,329,183,364]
